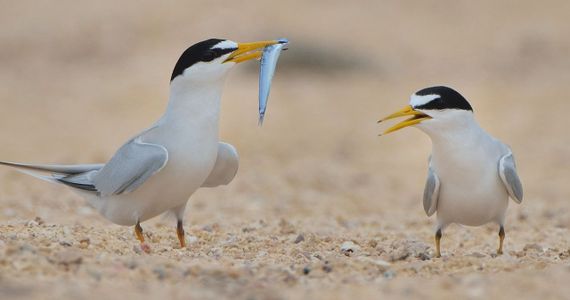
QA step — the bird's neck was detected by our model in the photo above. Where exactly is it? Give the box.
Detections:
[420,114,488,153]
[161,78,225,129]
[422,115,506,182]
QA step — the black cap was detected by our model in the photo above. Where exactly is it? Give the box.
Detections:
[413,86,473,112]
[171,38,237,81]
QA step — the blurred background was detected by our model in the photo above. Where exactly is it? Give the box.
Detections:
[0,1,569,299]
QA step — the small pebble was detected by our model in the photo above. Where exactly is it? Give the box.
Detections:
[187,235,198,245]
[79,238,90,249]
[208,247,223,258]
[141,243,151,253]
[133,245,142,254]
[294,234,305,244]
[418,252,431,260]
[26,220,40,228]
[59,241,72,247]
[279,219,296,235]
[383,270,396,279]
[302,266,311,275]
[340,241,360,256]
[153,267,166,280]
[242,227,255,233]
[322,261,333,273]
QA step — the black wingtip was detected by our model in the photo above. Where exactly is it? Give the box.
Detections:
[56,177,98,192]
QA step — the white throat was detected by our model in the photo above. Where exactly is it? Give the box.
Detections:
[165,77,225,121]
[156,73,230,146]
[162,61,233,125]
[416,111,486,152]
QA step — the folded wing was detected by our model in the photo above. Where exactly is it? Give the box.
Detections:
[498,151,523,204]
[92,137,168,196]
[423,157,440,216]
[0,136,168,197]
[201,142,239,188]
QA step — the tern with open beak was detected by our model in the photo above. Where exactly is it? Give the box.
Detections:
[378,86,523,257]
[0,38,286,249]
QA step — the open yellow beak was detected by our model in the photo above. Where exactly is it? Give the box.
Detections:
[377,105,432,135]
[224,40,280,63]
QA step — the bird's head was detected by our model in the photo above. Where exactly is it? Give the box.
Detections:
[378,86,474,135]
[170,38,282,84]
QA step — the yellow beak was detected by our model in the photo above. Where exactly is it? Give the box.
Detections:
[377,105,432,135]
[224,40,280,63]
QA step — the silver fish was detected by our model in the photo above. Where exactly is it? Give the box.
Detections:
[258,38,288,125]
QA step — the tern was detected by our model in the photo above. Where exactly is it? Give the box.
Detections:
[378,86,523,257]
[0,38,283,249]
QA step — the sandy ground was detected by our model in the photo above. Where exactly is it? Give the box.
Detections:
[1,1,570,299]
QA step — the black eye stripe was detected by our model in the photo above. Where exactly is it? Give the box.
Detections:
[203,48,235,61]
[202,50,216,61]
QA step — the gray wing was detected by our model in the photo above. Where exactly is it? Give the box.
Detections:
[498,151,523,204]
[92,136,168,197]
[0,130,167,196]
[423,158,440,216]
[201,142,239,188]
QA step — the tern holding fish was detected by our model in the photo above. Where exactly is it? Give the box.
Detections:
[378,86,523,257]
[0,38,288,249]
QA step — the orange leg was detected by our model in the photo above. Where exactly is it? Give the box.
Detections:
[135,221,145,243]
[435,229,442,258]
[498,226,505,255]
[133,221,151,253]
[177,220,186,248]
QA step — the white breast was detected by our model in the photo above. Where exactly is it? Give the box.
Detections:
[420,116,510,227]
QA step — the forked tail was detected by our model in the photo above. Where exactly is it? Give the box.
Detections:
[0,161,104,192]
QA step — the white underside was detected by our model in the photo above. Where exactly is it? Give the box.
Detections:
[432,142,509,227]
[417,113,511,229]
[87,125,219,225]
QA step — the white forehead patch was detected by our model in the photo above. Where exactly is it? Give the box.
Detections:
[410,94,440,107]
[212,40,238,50]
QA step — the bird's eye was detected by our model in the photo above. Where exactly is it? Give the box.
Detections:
[202,50,217,61]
